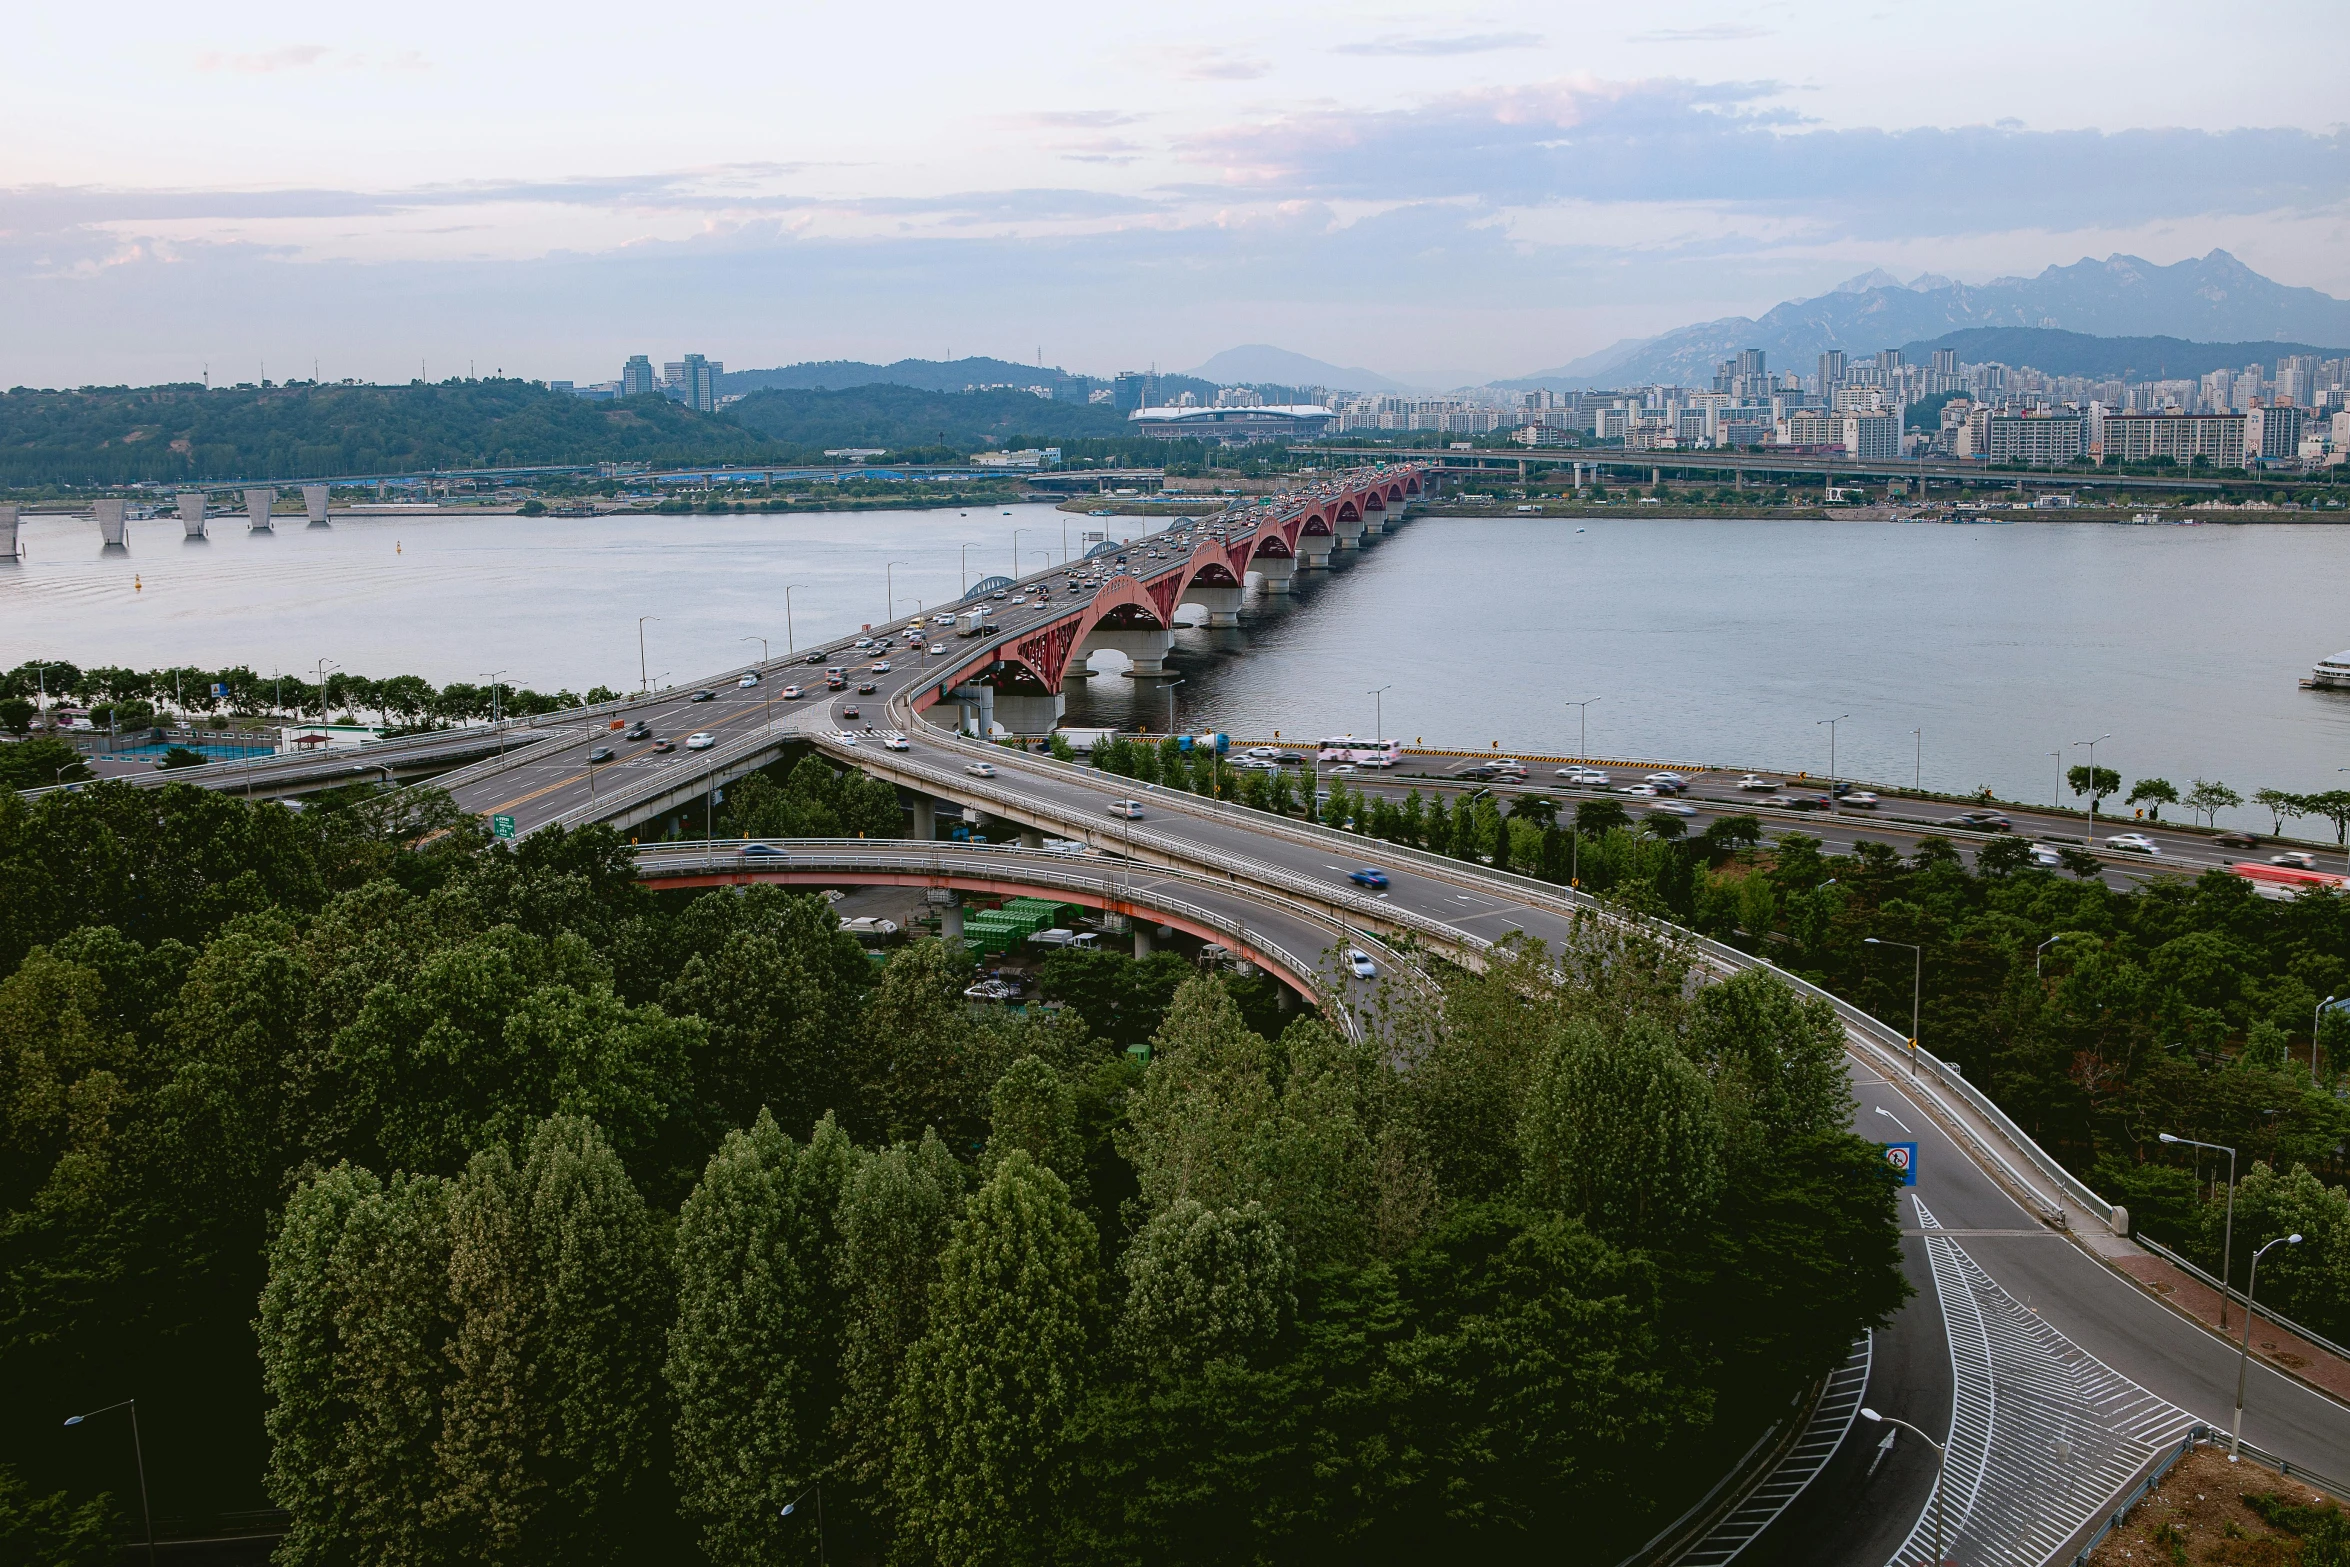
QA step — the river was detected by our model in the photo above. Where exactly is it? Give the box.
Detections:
[8,504,2350,828]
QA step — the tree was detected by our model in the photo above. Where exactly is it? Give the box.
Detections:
[0,696,34,734]
[433,1116,668,1567]
[2067,764,2120,810]
[986,1055,1085,1187]
[2184,778,2243,828]
[2125,778,2177,820]
[891,1151,1098,1567]
[2254,787,2303,838]
[1575,797,1631,838]
[834,1132,965,1502]
[1116,1198,1295,1378]
[1519,1019,1724,1243]
[0,736,91,790]
[668,1109,850,1567]
[1685,970,1853,1182]
[2299,789,2350,851]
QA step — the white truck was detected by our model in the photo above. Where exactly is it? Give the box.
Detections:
[956,609,993,637]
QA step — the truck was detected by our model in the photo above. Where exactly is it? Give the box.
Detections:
[957,609,994,637]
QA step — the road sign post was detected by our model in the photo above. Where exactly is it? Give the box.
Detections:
[1883,1141,1918,1187]
[492,813,515,840]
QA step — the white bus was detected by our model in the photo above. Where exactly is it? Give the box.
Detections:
[1316,735,1402,768]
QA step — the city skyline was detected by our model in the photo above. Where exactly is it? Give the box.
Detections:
[5,2,2347,388]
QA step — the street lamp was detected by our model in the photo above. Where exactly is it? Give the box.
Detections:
[1566,696,1600,760]
[2035,932,2080,977]
[1864,936,1923,1076]
[1818,713,1849,815]
[2049,751,2062,811]
[637,616,660,693]
[314,658,338,727]
[63,1401,156,1567]
[959,541,982,597]
[1857,1408,1946,1567]
[1368,685,1392,750]
[2231,1233,2303,1456]
[1012,528,1034,579]
[780,1483,827,1566]
[481,670,508,756]
[885,561,911,624]
[2158,1133,2238,1326]
[1164,677,1184,738]
[2073,733,2111,842]
[783,584,808,654]
[2313,995,2350,1090]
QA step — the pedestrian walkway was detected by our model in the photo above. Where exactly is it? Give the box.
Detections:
[2107,1252,2350,1404]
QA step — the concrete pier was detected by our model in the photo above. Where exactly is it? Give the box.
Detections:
[911,795,936,840]
[95,499,128,547]
[1251,552,1296,595]
[1,504,18,560]
[302,484,330,525]
[245,489,275,532]
[1083,625,1175,678]
[993,690,1065,735]
[1180,581,1243,626]
[948,683,996,738]
[178,493,207,538]
[1296,532,1335,572]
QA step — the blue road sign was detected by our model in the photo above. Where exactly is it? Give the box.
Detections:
[1882,1141,1918,1187]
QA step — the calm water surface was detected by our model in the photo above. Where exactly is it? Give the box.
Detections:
[8,506,2350,830]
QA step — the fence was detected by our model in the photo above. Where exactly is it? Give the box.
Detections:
[2131,1232,2350,1367]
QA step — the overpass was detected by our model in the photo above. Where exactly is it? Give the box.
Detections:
[1307,445,2252,493]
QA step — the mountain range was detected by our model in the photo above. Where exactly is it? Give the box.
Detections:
[1181,344,1411,392]
[1895,328,2349,383]
[1507,251,2350,389]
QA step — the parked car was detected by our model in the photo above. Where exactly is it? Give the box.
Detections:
[2107,832,2161,854]
[1736,774,1776,790]
[587,746,615,763]
[1348,868,1389,889]
[685,732,716,750]
[1105,799,1145,819]
[1347,949,1378,979]
[690,689,716,702]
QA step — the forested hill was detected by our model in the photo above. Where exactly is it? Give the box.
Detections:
[0,381,779,486]
[721,382,1133,456]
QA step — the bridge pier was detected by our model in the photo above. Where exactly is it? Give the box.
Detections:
[95,499,128,547]
[939,895,962,940]
[1181,583,1243,626]
[244,489,276,532]
[911,795,936,840]
[1297,533,1334,572]
[1250,552,1296,595]
[1018,827,1045,850]
[303,484,330,526]
[949,683,996,738]
[1133,924,1152,959]
[177,493,208,538]
[0,504,17,560]
[1334,516,1366,552]
[993,689,1065,736]
[1083,626,1175,678]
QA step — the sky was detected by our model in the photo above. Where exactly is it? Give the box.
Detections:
[6,1,2348,389]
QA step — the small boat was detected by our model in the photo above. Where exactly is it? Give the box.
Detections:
[2305,650,2350,690]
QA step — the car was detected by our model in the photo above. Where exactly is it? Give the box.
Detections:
[991,590,1008,600]
[1646,772,1688,787]
[1105,799,1145,819]
[1330,764,1359,775]
[690,689,716,702]
[857,681,878,694]
[2030,844,2065,867]
[883,733,910,751]
[929,643,947,655]
[1245,746,1279,760]
[2216,831,2258,848]
[1775,794,1831,812]
[781,684,804,700]
[1232,757,1277,772]
[649,738,675,754]
[1735,773,1775,790]
[1940,811,2012,832]
[1649,800,1699,816]
[1348,867,1389,889]
[1617,783,1660,798]
[1841,791,1880,808]
[685,732,716,750]
[872,660,892,673]
[824,676,845,690]
[587,746,615,763]
[2107,832,2161,854]
[805,651,825,664]
[1347,949,1378,980]
[2271,850,2320,870]
[840,705,861,720]
[624,723,650,740]
[833,730,861,746]
[741,842,784,859]
[738,673,759,687]
[966,762,998,778]
[1275,751,1304,766]
[853,637,874,649]
[1558,767,1610,786]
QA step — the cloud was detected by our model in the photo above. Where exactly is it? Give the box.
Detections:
[1020,110,1146,129]
[195,44,331,73]
[1170,46,1270,81]
[1334,32,1544,57]
[1628,24,1774,43]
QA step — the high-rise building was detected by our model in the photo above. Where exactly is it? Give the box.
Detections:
[1876,348,1905,374]
[1737,348,1767,380]
[1931,349,1958,376]
[1112,371,1157,413]
[1817,350,1847,394]
[682,355,722,412]
[621,355,656,397]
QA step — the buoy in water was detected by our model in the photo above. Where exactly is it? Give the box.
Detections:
[134,574,143,591]
[397,541,403,554]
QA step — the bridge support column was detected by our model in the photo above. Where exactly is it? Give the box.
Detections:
[994,690,1065,736]
[911,795,936,840]
[1362,511,1386,537]
[1133,924,1152,959]
[948,684,995,738]
[95,499,128,547]
[1251,553,1296,595]
[1182,584,1242,626]
[1084,627,1175,678]
[1296,533,1334,572]
[244,489,276,532]
[1334,516,1366,552]
[177,493,207,538]
[0,504,18,560]
[940,896,963,940]
[303,484,330,525]
[1018,827,1045,850]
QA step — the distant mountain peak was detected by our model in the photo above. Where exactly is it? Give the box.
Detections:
[1906,273,1958,293]
[1834,268,1907,294]
[1182,344,1409,392]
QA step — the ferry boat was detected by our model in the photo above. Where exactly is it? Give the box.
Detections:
[2303,650,2350,690]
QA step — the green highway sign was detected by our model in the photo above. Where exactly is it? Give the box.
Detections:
[492,814,515,840]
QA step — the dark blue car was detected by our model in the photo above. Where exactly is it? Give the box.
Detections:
[1349,868,1389,889]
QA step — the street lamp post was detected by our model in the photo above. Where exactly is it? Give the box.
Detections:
[1819,713,1849,815]
[2049,751,2062,811]
[1012,528,1033,580]
[2158,1133,2238,1325]
[637,616,660,693]
[481,670,508,756]
[885,561,911,624]
[315,659,338,725]
[1369,685,1392,750]
[1164,677,1184,737]
[1913,727,1922,792]
[63,1401,156,1567]
[2035,932,2070,977]
[1858,1408,1946,1567]
[781,1483,827,1566]
[2232,1233,2304,1455]
[783,585,808,654]
[959,542,982,598]
[1566,696,1601,760]
[2073,732,2112,842]
[1865,936,1923,1076]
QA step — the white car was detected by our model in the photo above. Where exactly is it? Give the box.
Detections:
[2106,832,2161,854]
[738,673,759,687]
[1841,790,1879,808]
[1347,949,1378,979]
[929,643,947,655]
[1736,774,1777,791]
[1245,746,1279,760]
[871,660,892,673]
[1617,783,1660,798]
[966,762,998,778]
[1649,800,1699,817]
[685,732,716,750]
[832,730,861,746]
[882,733,910,751]
[2030,844,2065,867]
[2271,851,2319,870]
[1558,768,1609,786]
[1646,772,1688,787]
[853,637,874,649]
[780,684,804,700]
[1106,799,1145,819]
[1330,764,1359,775]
